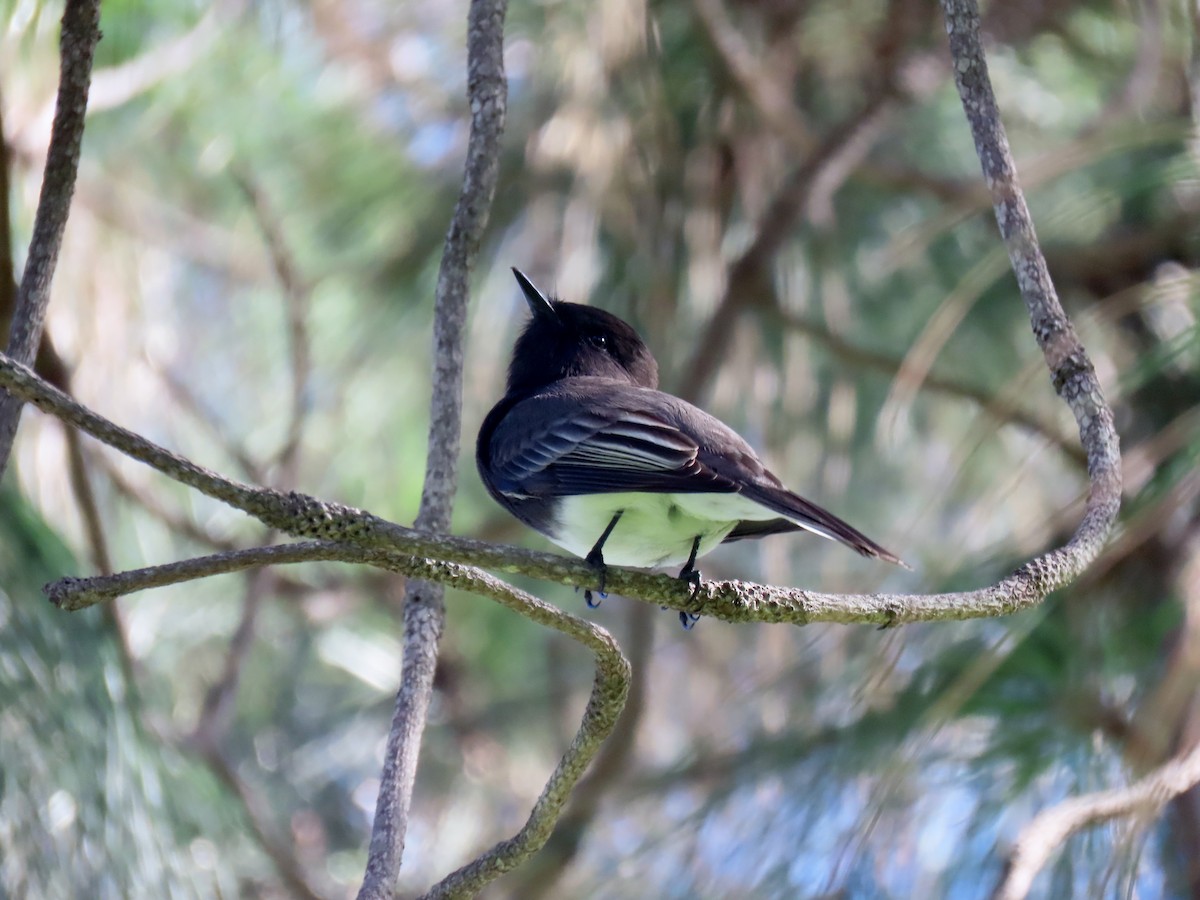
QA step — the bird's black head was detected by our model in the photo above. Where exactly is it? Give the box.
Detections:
[504,268,659,396]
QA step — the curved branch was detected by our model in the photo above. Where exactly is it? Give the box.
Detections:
[416,624,629,899]
[506,603,654,899]
[992,739,1200,900]
[45,541,631,900]
[0,0,101,475]
[939,0,1121,573]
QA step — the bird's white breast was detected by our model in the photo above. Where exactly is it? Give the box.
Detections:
[548,491,779,569]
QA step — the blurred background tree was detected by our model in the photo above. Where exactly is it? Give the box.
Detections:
[1,0,1197,896]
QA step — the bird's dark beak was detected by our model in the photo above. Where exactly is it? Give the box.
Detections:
[511,268,558,323]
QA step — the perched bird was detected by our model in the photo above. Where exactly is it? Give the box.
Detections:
[477,269,904,626]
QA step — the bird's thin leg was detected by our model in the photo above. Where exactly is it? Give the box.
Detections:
[583,511,623,608]
[677,535,702,589]
[677,535,703,629]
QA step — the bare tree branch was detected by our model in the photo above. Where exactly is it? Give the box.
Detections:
[94,450,241,551]
[172,177,321,891]
[0,0,101,475]
[160,368,267,483]
[357,0,509,896]
[689,0,812,153]
[992,739,1200,900]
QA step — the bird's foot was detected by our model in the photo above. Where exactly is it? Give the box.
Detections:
[675,552,702,628]
[584,547,608,609]
[677,563,702,595]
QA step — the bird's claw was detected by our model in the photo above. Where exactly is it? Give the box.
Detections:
[675,560,702,627]
[583,550,608,610]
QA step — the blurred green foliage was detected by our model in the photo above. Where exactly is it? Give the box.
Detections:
[2,0,1199,897]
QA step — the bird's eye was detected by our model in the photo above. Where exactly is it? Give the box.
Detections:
[588,333,609,350]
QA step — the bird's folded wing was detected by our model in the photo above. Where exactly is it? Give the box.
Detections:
[488,405,735,497]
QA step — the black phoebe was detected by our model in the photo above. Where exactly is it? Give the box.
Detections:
[477,269,904,625]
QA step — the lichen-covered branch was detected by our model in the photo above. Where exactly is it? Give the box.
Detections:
[417,624,629,900]
[8,341,1109,626]
[939,0,1121,582]
[44,539,631,900]
[0,0,101,475]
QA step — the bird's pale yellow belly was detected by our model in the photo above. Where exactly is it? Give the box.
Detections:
[548,492,777,568]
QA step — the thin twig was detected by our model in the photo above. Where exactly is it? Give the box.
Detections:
[356,0,509,896]
[11,10,220,159]
[880,247,1011,442]
[235,174,311,481]
[190,571,269,752]
[0,0,101,475]
[771,305,1084,465]
[1078,0,1162,137]
[94,450,241,552]
[677,92,894,401]
[160,368,267,483]
[183,179,316,888]
[992,739,1200,900]
[0,92,15,312]
[681,0,942,401]
[201,745,328,900]
[689,0,812,153]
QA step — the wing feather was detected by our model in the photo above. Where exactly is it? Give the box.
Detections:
[488,399,734,497]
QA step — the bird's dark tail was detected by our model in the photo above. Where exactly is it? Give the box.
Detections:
[736,484,909,569]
